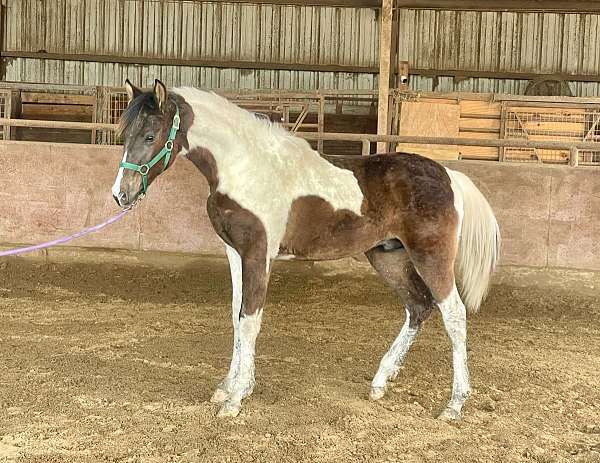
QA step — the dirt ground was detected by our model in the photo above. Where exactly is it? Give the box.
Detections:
[0,256,598,463]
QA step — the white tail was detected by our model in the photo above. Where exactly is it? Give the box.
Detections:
[446,169,501,313]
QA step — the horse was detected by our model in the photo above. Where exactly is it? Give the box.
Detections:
[112,79,501,420]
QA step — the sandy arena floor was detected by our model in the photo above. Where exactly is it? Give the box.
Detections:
[0,257,598,462]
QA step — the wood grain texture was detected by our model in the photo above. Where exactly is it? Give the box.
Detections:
[397,101,460,160]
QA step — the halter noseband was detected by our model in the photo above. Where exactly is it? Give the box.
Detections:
[120,106,180,195]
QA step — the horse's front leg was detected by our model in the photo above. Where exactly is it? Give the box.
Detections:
[217,250,270,418]
[211,245,243,403]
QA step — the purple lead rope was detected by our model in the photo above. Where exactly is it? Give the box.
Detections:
[0,208,131,257]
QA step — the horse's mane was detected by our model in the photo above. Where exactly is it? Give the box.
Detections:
[117,92,159,137]
[172,87,292,142]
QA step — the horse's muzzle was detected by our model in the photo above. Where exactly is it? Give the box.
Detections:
[113,191,129,208]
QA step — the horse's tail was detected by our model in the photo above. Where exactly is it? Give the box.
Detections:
[446,168,501,313]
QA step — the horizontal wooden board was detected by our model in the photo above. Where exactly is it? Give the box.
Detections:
[21,92,96,106]
[458,131,501,140]
[419,92,491,102]
[15,127,91,144]
[460,128,501,135]
[397,146,459,160]
[459,100,501,117]
[417,98,460,106]
[21,104,93,122]
[458,146,499,159]
[459,118,501,130]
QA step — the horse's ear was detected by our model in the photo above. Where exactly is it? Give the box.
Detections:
[124,79,141,103]
[153,79,168,112]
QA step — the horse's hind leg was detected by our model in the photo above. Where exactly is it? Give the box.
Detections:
[366,246,436,401]
[437,284,471,420]
[408,251,471,420]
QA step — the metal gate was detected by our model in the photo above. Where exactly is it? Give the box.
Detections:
[501,104,600,165]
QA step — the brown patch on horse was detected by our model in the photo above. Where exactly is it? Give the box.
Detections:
[186,147,219,193]
[170,96,222,194]
[207,192,269,316]
[281,152,459,303]
[279,195,382,259]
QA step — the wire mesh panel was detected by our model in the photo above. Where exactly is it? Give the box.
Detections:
[96,88,128,144]
[502,106,600,164]
[580,111,600,165]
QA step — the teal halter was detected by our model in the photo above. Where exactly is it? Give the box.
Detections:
[120,106,180,194]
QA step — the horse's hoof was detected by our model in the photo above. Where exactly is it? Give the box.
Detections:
[210,388,230,404]
[437,407,462,421]
[369,387,386,401]
[217,401,241,418]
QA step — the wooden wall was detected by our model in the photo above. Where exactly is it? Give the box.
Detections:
[14,91,94,144]
[395,92,600,164]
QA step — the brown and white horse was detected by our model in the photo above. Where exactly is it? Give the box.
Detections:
[112,80,501,420]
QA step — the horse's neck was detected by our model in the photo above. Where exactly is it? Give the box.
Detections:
[184,112,279,191]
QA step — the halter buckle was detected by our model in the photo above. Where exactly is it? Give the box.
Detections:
[139,164,150,175]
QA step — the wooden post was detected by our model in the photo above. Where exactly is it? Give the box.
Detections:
[498,102,506,162]
[377,0,394,154]
[317,95,325,153]
[91,87,100,144]
[569,146,579,166]
[362,139,371,155]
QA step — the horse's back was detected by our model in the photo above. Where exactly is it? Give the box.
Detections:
[324,151,456,213]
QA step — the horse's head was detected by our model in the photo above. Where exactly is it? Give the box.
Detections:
[112,79,186,208]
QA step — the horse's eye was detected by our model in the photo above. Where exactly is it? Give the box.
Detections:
[144,134,155,143]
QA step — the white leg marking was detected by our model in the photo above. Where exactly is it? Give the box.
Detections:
[218,310,263,418]
[211,245,243,404]
[438,286,471,420]
[370,309,419,400]
[111,150,128,198]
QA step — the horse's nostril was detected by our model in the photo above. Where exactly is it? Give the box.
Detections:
[114,192,128,207]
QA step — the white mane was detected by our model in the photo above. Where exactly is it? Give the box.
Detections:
[172,87,364,258]
[173,87,315,158]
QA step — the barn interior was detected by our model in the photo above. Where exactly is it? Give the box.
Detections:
[0,1,599,462]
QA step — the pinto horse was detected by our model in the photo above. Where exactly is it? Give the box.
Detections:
[112,80,501,420]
